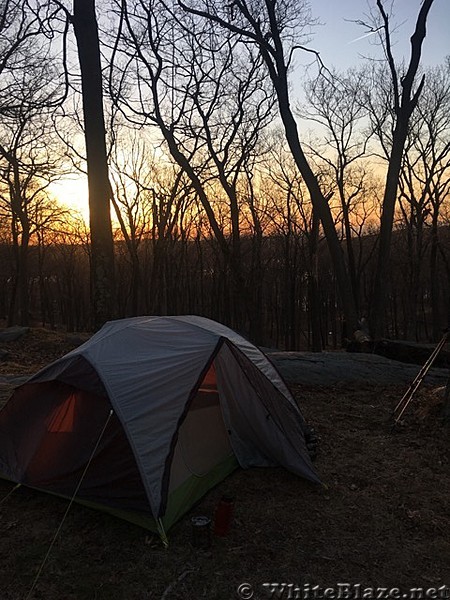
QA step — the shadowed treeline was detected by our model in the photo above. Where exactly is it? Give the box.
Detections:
[0,221,449,349]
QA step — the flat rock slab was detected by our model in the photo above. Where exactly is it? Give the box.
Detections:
[267,351,449,387]
[0,326,30,343]
[0,376,29,386]
[0,352,447,395]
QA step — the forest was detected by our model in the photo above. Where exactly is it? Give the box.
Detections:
[0,3,449,597]
[1,0,449,349]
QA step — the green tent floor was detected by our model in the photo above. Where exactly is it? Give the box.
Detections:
[0,454,239,541]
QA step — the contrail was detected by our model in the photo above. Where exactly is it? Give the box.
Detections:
[348,29,380,45]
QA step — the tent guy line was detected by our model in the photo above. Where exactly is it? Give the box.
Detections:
[26,409,114,600]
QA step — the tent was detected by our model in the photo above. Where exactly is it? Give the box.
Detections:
[0,316,319,540]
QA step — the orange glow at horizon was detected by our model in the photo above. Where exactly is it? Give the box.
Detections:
[49,177,90,224]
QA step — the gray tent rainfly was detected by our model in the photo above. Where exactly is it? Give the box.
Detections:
[0,315,320,541]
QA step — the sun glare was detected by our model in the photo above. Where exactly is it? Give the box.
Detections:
[49,177,90,224]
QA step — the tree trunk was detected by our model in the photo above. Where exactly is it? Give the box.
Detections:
[309,209,322,352]
[430,209,441,341]
[17,229,30,326]
[274,79,359,336]
[73,0,115,329]
[370,0,435,339]
[370,120,409,339]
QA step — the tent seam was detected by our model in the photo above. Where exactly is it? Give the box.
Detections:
[157,336,226,519]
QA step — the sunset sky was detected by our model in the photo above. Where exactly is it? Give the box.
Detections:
[51,0,449,218]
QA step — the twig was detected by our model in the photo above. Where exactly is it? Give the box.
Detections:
[161,567,196,600]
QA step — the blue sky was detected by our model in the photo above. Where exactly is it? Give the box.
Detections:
[304,0,449,71]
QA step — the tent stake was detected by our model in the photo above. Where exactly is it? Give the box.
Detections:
[0,482,21,506]
[157,518,169,548]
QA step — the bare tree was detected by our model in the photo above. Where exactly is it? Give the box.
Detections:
[70,0,116,327]
[398,59,450,339]
[177,0,436,341]
[360,0,435,338]
[32,197,73,328]
[109,130,154,314]
[261,133,324,349]
[48,216,91,330]
[300,67,375,315]
[176,0,360,337]
[109,129,196,316]
[110,0,276,334]
[0,59,67,325]
[49,0,115,327]
[0,1,44,83]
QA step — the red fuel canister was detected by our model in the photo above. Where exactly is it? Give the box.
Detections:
[213,495,234,536]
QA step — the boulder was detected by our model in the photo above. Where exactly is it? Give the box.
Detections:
[0,326,30,343]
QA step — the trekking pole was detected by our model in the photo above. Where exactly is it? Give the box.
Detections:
[393,332,448,416]
[392,331,448,429]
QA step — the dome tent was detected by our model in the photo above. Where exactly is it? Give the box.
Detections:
[0,316,319,541]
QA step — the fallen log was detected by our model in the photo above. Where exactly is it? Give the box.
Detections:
[372,338,450,368]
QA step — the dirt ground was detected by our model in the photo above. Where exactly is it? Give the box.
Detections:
[0,329,449,600]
